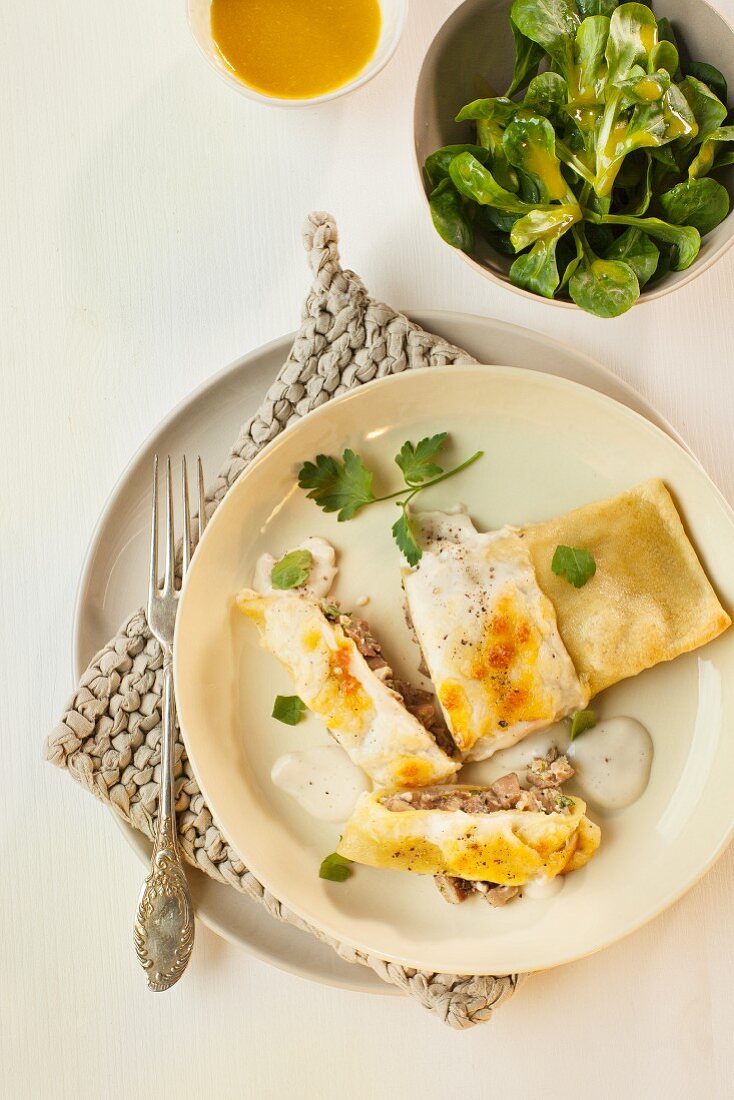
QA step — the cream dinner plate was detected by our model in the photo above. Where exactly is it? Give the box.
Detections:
[75,312,690,991]
[174,364,734,976]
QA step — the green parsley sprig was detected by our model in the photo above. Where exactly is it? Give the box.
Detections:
[297,432,483,566]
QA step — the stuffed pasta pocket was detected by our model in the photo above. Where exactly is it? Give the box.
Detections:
[338,783,600,885]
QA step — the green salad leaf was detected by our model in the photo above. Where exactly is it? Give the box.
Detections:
[503,115,570,201]
[570,257,639,316]
[649,39,679,78]
[679,75,727,144]
[450,153,529,212]
[523,72,568,126]
[575,14,611,103]
[507,17,545,96]
[604,226,659,285]
[577,0,619,17]
[660,177,730,235]
[510,237,561,297]
[424,144,490,187]
[604,3,658,85]
[429,179,474,253]
[688,126,734,179]
[686,61,727,104]
[510,0,578,80]
[588,212,701,268]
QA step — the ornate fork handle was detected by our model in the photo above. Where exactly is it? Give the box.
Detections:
[133,659,194,991]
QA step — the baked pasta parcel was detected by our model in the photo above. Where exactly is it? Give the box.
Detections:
[402,514,588,762]
[523,478,731,697]
[338,753,601,893]
[236,589,458,788]
[403,480,730,762]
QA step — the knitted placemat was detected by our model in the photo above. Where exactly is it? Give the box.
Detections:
[45,211,526,1028]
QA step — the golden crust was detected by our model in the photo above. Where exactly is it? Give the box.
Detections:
[523,480,731,697]
[337,788,601,884]
[236,589,459,788]
[403,523,587,758]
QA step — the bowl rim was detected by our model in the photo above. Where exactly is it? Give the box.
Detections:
[412,0,734,310]
[186,0,409,109]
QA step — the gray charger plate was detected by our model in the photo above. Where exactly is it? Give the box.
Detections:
[72,310,686,994]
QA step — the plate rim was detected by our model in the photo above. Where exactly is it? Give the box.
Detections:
[174,362,734,975]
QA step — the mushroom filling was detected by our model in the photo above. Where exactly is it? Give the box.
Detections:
[326,604,456,756]
[381,752,575,817]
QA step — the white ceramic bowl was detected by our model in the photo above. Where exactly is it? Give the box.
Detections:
[187,0,408,108]
[413,0,734,309]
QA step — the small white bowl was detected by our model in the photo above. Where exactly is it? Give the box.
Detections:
[187,0,408,108]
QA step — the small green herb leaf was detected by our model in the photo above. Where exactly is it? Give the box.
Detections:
[392,507,422,567]
[552,545,597,587]
[395,433,447,485]
[554,793,575,809]
[570,709,597,740]
[319,852,353,882]
[272,695,306,725]
[270,549,313,590]
[297,449,375,521]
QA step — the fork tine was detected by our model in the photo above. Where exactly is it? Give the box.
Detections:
[197,456,207,541]
[148,455,159,615]
[182,456,192,576]
[163,456,175,594]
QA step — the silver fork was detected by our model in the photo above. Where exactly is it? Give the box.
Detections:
[133,455,206,991]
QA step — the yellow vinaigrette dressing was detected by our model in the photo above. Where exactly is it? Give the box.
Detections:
[210,0,382,100]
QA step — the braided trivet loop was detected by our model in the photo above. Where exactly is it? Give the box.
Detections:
[44,211,527,1027]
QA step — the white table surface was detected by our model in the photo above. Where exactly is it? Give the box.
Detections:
[3,0,734,1095]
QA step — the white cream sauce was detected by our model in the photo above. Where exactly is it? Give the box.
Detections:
[270,744,370,822]
[523,874,565,900]
[254,536,337,599]
[567,717,653,811]
[463,716,653,813]
[461,723,570,786]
